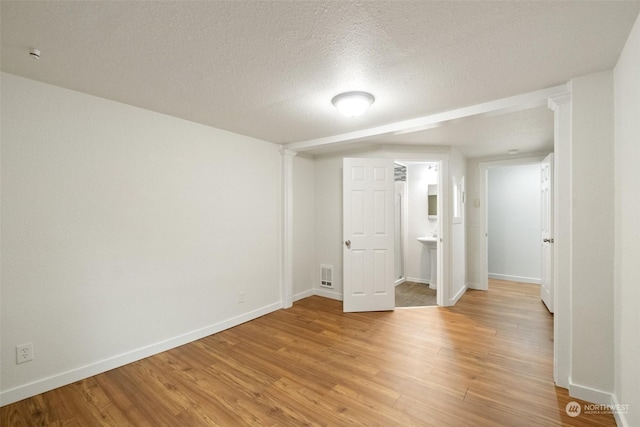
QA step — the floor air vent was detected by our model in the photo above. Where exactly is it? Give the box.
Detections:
[320,265,334,288]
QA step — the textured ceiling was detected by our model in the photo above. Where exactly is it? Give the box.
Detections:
[2,1,639,157]
[375,106,556,159]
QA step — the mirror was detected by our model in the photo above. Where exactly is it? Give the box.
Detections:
[428,184,437,219]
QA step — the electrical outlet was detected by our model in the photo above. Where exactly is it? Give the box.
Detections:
[239,291,245,303]
[16,343,34,364]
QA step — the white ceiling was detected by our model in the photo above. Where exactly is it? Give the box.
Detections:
[375,106,556,159]
[2,1,639,158]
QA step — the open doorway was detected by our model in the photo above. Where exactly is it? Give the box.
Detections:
[394,161,441,308]
[478,156,545,291]
[487,163,542,285]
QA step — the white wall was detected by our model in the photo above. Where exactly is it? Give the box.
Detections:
[488,164,541,284]
[313,154,346,300]
[292,154,316,300]
[465,157,484,289]
[0,73,283,405]
[613,13,640,427]
[405,163,438,283]
[569,71,615,401]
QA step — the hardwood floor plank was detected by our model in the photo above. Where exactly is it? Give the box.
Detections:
[267,376,353,426]
[0,280,616,426]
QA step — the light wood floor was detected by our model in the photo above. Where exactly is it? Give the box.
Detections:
[1,279,615,426]
[395,281,437,307]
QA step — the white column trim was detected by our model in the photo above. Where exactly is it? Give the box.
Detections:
[280,148,297,309]
[548,89,572,389]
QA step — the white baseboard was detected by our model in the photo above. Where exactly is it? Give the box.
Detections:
[314,287,343,301]
[466,282,485,290]
[569,381,613,405]
[0,301,282,407]
[488,273,541,284]
[406,276,429,285]
[568,383,633,424]
[394,277,406,286]
[292,288,314,302]
[450,285,468,305]
[611,393,630,427]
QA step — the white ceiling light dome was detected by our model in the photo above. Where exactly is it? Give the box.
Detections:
[331,91,375,118]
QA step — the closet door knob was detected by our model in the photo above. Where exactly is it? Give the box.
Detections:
[345,240,351,249]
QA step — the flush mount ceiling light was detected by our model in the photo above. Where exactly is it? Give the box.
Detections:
[331,91,375,118]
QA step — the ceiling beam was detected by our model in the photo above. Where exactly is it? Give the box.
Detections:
[285,84,567,152]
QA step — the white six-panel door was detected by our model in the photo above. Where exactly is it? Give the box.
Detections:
[343,158,395,312]
[541,153,554,313]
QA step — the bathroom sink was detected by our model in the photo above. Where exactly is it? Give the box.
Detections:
[417,237,439,290]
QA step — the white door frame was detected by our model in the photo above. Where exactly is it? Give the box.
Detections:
[396,158,449,306]
[393,163,409,285]
[438,159,449,306]
[477,156,546,291]
[548,92,571,388]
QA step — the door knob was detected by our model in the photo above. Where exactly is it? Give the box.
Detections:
[543,238,554,243]
[345,240,351,249]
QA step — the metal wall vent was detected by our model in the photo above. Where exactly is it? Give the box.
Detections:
[320,265,334,288]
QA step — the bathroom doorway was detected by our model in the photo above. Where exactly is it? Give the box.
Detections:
[394,161,440,308]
